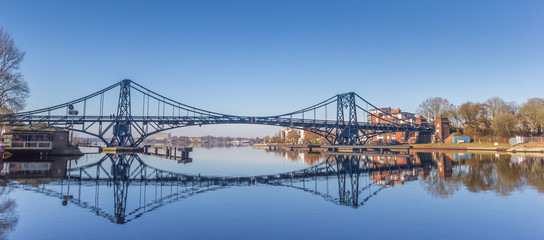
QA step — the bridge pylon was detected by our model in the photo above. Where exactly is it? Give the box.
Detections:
[335,92,363,145]
[110,79,136,147]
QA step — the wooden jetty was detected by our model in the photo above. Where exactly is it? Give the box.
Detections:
[143,145,193,162]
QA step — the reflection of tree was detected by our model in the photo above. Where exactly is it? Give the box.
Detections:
[522,157,544,193]
[461,159,496,193]
[420,169,461,198]
[494,157,523,196]
[0,180,18,239]
[421,153,544,198]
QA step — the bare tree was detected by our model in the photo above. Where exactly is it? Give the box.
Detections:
[491,112,517,138]
[0,27,29,113]
[485,97,517,119]
[457,102,489,132]
[416,97,455,123]
[518,98,544,136]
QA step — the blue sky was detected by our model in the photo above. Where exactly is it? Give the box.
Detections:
[1,0,543,137]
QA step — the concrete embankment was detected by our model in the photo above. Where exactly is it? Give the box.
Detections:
[506,144,544,153]
[411,145,509,152]
[253,143,538,153]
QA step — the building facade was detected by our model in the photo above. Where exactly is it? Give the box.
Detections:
[368,107,416,143]
[7,125,68,151]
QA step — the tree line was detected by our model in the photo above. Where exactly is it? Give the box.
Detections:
[417,96,544,138]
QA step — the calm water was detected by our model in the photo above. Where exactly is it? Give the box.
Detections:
[1,147,543,239]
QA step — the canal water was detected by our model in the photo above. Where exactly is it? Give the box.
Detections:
[1,146,543,239]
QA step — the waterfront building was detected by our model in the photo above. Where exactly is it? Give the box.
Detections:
[279,128,302,143]
[6,125,68,152]
[368,107,416,143]
[433,116,452,143]
[2,124,83,157]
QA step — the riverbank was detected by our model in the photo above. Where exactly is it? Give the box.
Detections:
[254,142,544,153]
[506,142,544,153]
[412,142,544,153]
[408,143,510,152]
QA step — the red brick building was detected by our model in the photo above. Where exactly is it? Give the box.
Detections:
[433,116,451,143]
[368,107,416,143]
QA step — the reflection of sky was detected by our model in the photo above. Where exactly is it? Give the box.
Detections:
[4,149,544,239]
[72,147,322,177]
[148,146,315,176]
[7,176,544,240]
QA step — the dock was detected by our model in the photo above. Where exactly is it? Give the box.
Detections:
[101,147,144,154]
[143,146,193,162]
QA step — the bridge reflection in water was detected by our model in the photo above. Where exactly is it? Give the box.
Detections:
[3,152,438,224]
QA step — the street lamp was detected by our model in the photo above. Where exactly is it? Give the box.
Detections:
[67,104,78,146]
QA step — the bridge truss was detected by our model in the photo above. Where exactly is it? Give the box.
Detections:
[1,79,434,146]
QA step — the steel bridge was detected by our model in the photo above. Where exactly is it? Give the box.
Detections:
[1,79,434,147]
[7,153,434,224]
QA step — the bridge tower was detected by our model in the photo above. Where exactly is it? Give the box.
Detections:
[335,92,362,145]
[110,79,136,147]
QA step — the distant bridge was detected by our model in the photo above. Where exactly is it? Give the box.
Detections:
[1,79,434,147]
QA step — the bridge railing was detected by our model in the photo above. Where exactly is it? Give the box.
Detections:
[8,141,53,150]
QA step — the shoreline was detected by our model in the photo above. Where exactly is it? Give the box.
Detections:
[410,145,510,152]
[254,143,544,153]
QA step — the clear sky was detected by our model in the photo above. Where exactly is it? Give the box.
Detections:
[1,0,543,137]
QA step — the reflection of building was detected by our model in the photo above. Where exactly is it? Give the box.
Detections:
[436,153,453,178]
[368,107,416,143]
[371,168,419,186]
[367,155,417,166]
[276,151,322,165]
[1,159,67,179]
[366,154,421,186]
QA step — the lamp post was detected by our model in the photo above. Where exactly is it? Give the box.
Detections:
[67,104,78,147]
